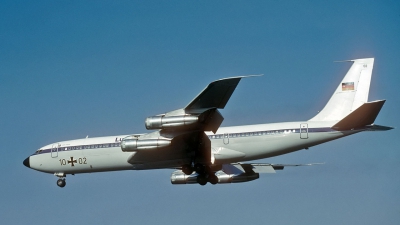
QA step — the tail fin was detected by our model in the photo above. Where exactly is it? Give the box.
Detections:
[309,58,375,121]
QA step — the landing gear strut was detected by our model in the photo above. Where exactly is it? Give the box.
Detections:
[57,179,66,188]
[194,163,206,174]
[181,163,220,185]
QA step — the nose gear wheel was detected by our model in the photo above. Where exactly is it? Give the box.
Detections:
[57,179,66,188]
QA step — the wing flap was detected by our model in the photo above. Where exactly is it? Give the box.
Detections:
[222,163,322,174]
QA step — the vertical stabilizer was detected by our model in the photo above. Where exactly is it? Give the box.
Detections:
[309,58,374,121]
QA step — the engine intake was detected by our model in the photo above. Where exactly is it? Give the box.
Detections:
[145,115,199,130]
[121,138,171,152]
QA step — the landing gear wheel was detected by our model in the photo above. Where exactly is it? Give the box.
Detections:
[208,175,218,185]
[57,179,66,188]
[194,163,206,174]
[182,164,194,175]
[197,175,207,186]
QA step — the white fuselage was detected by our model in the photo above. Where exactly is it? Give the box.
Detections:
[28,120,357,175]
[23,58,390,188]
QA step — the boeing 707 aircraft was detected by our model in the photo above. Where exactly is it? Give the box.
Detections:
[23,58,392,187]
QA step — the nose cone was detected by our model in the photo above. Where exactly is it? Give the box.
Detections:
[23,157,30,168]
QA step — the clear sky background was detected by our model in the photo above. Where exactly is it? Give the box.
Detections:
[1,1,399,224]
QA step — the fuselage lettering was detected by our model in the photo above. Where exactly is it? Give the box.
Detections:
[59,157,87,166]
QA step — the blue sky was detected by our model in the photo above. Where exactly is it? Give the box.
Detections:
[1,1,399,224]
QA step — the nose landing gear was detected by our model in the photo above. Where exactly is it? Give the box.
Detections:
[54,172,66,188]
[57,179,66,188]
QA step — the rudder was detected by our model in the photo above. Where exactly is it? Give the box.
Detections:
[309,58,375,122]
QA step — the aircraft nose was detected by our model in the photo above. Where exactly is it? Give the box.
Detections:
[23,157,30,168]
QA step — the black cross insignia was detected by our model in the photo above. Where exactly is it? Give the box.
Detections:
[67,157,77,167]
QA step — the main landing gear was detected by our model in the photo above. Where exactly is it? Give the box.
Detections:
[54,172,66,188]
[182,163,218,186]
[182,164,194,175]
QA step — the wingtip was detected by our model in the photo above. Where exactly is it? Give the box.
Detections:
[216,74,263,81]
[300,162,325,166]
[333,60,353,63]
[334,58,375,63]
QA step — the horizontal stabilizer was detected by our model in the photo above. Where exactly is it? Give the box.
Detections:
[365,124,394,131]
[332,100,386,130]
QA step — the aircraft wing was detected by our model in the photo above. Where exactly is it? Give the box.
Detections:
[143,75,262,134]
[223,163,324,174]
[126,75,262,168]
[171,162,323,184]
[185,75,262,110]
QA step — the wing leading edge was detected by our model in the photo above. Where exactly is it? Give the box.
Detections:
[185,75,263,110]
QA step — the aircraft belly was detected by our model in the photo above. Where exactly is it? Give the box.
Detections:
[211,131,351,161]
[79,150,134,173]
[126,146,192,169]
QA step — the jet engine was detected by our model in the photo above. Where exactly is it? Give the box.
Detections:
[121,138,171,152]
[170,170,259,185]
[145,115,199,130]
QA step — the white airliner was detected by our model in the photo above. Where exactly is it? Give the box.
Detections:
[23,58,392,187]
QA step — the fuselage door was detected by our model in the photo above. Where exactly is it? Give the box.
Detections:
[51,144,58,158]
[223,133,229,145]
[300,123,308,139]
